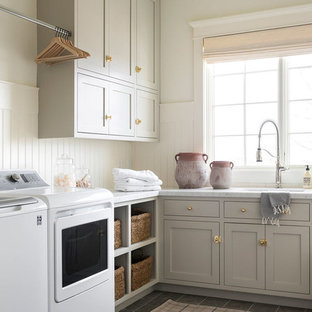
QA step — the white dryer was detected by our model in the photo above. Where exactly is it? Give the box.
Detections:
[0,170,114,312]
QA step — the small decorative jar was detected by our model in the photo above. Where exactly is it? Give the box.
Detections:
[54,154,76,188]
[76,168,92,188]
[209,161,234,189]
[174,153,209,189]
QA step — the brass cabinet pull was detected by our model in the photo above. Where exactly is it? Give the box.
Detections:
[135,118,142,125]
[241,208,247,213]
[259,239,267,246]
[187,206,192,211]
[106,55,112,62]
[214,235,222,244]
[135,66,142,73]
[105,114,112,120]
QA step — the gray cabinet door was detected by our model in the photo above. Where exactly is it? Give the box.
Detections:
[164,220,220,284]
[266,226,310,294]
[225,223,265,289]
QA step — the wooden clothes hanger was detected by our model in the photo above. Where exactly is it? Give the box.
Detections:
[35,36,90,65]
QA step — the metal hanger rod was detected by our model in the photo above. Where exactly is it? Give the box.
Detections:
[0,4,71,37]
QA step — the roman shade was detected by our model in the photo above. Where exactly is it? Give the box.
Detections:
[203,24,312,63]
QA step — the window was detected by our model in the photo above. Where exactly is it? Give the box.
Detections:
[207,54,312,167]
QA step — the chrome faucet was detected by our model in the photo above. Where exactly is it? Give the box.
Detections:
[256,119,287,188]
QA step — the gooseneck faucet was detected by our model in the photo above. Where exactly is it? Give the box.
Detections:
[256,119,287,188]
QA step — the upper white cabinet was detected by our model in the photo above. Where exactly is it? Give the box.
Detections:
[136,90,159,139]
[136,0,159,90]
[37,0,159,141]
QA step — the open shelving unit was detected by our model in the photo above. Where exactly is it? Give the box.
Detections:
[114,197,159,308]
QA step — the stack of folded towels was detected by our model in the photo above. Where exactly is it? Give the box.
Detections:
[113,168,162,192]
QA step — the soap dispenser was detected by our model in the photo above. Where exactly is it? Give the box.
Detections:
[303,165,312,189]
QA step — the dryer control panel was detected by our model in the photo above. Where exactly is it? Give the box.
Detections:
[0,170,49,190]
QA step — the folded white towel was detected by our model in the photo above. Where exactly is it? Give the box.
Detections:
[113,168,160,183]
[114,185,161,192]
[114,177,163,186]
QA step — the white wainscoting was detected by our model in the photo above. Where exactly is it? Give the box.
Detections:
[132,101,195,188]
[0,80,132,188]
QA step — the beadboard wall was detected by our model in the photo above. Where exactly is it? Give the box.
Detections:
[0,80,132,188]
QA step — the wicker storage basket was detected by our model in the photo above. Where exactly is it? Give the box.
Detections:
[131,211,151,244]
[114,219,122,249]
[131,255,153,291]
[115,266,125,300]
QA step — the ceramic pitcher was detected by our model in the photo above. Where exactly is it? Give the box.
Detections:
[209,161,234,189]
[174,153,209,189]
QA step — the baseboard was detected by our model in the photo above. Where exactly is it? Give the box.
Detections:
[155,283,312,309]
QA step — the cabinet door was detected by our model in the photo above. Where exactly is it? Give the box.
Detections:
[77,74,109,135]
[136,0,159,90]
[136,90,159,138]
[106,0,135,83]
[225,223,265,289]
[76,0,108,75]
[108,83,135,136]
[164,220,220,284]
[266,226,309,294]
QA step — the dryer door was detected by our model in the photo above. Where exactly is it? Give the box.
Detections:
[54,206,113,302]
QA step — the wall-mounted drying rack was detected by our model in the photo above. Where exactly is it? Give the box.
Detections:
[0,4,90,65]
[0,4,71,37]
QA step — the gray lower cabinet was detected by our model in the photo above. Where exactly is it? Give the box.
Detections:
[225,223,265,289]
[266,225,310,294]
[164,220,220,284]
[225,223,310,294]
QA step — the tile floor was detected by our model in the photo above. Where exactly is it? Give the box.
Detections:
[120,291,312,312]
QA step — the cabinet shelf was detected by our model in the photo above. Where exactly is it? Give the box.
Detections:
[114,199,158,307]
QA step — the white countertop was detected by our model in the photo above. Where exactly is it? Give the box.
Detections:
[112,187,312,202]
[113,190,159,204]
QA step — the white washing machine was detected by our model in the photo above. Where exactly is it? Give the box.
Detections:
[0,170,115,312]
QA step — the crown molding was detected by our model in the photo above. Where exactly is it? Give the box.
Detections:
[189,4,312,38]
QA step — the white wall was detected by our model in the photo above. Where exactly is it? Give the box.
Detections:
[0,0,132,188]
[133,0,312,187]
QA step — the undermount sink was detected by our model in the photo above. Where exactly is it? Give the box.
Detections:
[237,187,305,192]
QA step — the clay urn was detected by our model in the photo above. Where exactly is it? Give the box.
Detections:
[174,153,209,189]
[209,161,234,189]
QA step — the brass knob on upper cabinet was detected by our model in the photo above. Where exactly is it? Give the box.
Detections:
[106,55,112,62]
[135,118,142,125]
[187,206,192,211]
[105,114,112,120]
[214,235,222,244]
[259,239,267,246]
[135,66,142,73]
[241,208,247,213]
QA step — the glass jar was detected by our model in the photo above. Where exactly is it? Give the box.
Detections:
[76,168,91,188]
[54,154,76,187]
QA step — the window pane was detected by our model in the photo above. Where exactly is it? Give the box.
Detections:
[289,100,312,133]
[245,103,278,135]
[287,54,312,68]
[289,134,312,164]
[246,71,278,103]
[288,67,312,100]
[246,58,278,72]
[213,61,244,75]
[214,74,244,105]
[214,105,244,135]
[214,136,244,166]
[246,135,277,166]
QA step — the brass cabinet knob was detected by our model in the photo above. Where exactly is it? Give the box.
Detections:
[259,239,267,246]
[241,208,247,213]
[106,55,112,62]
[187,206,192,211]
[105,114,112,120]
[135,66,142,73]
[135,118,142,125]
[214,235,222,244]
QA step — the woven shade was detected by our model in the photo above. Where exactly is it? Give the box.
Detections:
[203,24,312,63]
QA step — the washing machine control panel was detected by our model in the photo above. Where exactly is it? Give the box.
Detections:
[0,170,49,190]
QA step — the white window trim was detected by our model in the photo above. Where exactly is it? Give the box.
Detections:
[190,4,312,187]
